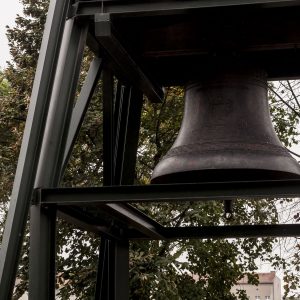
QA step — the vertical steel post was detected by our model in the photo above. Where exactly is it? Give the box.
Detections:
[96,238,129,300]
[29,18,88,299]
[119,87,144,185]
[111,239,130,300]
[0,0,70,298]
[114,85,131,185]
[96,67,116,299]
[95,79,144,299]
[102,67,115,186]
[95,238,110,300]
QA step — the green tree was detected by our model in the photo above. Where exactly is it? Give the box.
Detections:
[269,81,300,299]
[0,70,23,225]
[1,1,299,299]
[0,70,12,244]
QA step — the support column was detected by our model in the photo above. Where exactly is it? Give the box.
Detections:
[110,239,130,300]
[29,18,88,299]
[119,87,143,185]
[95,238,130,300]
[102,67,115,186]
[94,238,110,299]
[0,0,69,298]
[95,80,144,299]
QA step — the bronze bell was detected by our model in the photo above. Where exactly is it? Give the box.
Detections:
[151,66,300,184]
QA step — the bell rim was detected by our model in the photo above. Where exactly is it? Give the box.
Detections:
[151,153,300,184]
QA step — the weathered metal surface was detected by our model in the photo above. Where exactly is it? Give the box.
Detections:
[73,0,300,17]
[152,65,300,183]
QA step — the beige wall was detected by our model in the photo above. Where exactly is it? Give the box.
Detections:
[233,283,277,299]
[232,275,281,300]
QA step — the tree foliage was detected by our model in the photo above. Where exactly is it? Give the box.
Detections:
[0,1,300,299]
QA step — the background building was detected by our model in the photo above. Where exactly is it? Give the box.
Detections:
[232,271,281,300]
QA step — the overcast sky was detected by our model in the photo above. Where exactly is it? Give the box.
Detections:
[0,0,23,69]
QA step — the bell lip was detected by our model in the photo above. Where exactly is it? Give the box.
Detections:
[151,168,300,184]
[151,154,300,184]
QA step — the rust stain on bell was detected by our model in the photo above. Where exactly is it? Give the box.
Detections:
[151,65,300,184]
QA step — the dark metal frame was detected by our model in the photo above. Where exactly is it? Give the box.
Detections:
[72,0,300,17]
[1,0,300,299]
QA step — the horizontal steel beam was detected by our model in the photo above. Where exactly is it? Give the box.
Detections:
[39,183,300,239]
[160,224,300,239]
[95,14,163,103]
[39,179,300,205]
[73,0,300,17]
[56,207,300,239]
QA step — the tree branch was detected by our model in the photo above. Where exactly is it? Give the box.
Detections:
[269,86,300,118]
[158,205,190,257]
[286,147,300,159]
[287,80,300,110]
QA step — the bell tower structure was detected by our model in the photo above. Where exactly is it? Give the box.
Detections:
[1,0,300,299]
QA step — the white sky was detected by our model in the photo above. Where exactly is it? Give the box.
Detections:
[0,0,23,69]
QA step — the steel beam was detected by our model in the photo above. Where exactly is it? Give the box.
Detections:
[58,206,141,240]
[112,85,144,185]
[53,207,300,240]
[39,179,300,205]
[44,201,300,241]
[161,224,300,239]
[118,88,143,185]
[42,203,300,241]
[94,238,129,300]
[95,14,163,103]
[96,81,144,299]
[30,205,57,299]
[128,224,300,240]
[102,67,115,186]
[111,239,130,300]
[63,56,103,170]
[58,206,107,235]
[73,0,300,17]
[99,71,132,299]
[95,238,110,300]
[0,0,70,298]
[29,18,88,299]
[113,85,131,184]
[102,203,165,239]
[56,203,164,240]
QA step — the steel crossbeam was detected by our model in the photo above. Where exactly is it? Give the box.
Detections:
[102,203,165,239]
[38,180,300,241]
[162,224,300,239]
[72,0,300,17]
[38,186,300,240]
[38,179,300,204]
